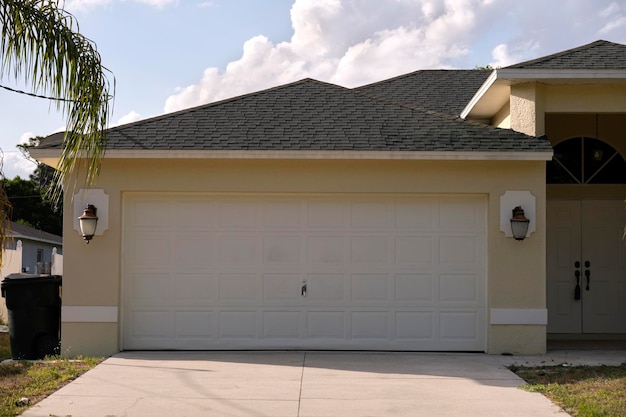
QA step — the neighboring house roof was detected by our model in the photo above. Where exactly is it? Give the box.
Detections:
[8,222,62,246]
[506,40,626,70]
[36,78,551,157]
[355,70,490,115]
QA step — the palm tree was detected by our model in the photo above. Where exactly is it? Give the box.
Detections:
[0,0,113,265]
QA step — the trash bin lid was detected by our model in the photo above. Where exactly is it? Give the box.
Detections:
[1,274,61,288]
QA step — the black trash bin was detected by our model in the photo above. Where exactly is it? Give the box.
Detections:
[1,274,62,359]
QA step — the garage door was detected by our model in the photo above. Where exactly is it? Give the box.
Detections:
[122,193,486,351]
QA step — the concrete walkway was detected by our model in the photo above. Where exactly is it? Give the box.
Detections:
[20,350,626,417]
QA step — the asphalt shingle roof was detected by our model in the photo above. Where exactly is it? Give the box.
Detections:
[506,40,626,70]
[39,78,551,153]
[9,222,62,245]
[355,70,491,115]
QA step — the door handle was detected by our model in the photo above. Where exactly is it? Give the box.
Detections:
[301,282,307,297]
[585,269,591,291]
[574,270,581,300]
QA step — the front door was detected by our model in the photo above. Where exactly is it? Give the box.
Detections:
[547,200,626,333]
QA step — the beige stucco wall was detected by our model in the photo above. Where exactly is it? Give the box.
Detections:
[509,82,626,139]
[61,158,547,357]
[510,83,546,137]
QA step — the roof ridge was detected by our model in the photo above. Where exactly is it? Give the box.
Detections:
[505,40,616,69]
[107,78,346,131]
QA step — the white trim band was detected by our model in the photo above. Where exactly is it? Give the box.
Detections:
[490,308,547,325]
[62,306,118,323]
[31,149,554,162]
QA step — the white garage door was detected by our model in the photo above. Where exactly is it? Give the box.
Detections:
[122,193,486,351]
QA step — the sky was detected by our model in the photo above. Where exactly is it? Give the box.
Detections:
[1,0,625,179]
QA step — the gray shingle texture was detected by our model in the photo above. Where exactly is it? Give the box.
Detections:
[506,40,626,70]
[355,70,490,115]
[39,78,552,153]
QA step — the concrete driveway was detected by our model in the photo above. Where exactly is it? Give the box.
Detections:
[20,350,626,417]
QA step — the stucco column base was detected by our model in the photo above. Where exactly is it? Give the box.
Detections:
[488,325,547,355]
[61,322,119,358]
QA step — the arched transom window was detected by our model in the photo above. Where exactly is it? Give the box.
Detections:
[547,137,626,184]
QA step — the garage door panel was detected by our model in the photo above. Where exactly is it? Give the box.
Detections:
[395,312,434,339]
[174,234,215,268]
[219,236,259,264]
[306,200,346,228]
[306,274,345,300]
[439,274,480,304]
[175,199,217,229]
[175,311,213,338]
[439,236,484,265]
[174,273,216,303]
[351,200,392,229]
[263,199,302,228]
[263,273,303,302]
[394,274,433,302]
[219,273,259,302]
[123,193,486,351]
[130,233,171,267]
[351,274,389,302]
[263,236,301,264]
[131,273,170,304]
[440,312,482,341]
[219,311,258,338]
[395,236,435,265]
[307,236,346,264]
[263,311,301,338]
[395,198,437,229]
[350,236,389,263]
[307,311,345,338]
[219,200,260,228]
[351,311,389,339]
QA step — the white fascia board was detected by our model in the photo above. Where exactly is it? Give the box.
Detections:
[496,68,626,81]
[33,149,553,162]
[460,70,499,119]
[460,68,626,119]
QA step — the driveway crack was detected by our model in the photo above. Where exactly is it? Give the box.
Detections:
[297,352,307,417]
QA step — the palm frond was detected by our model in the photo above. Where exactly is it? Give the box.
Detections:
[0,0,113,207]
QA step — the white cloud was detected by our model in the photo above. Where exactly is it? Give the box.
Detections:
[116,111,143,126]
[165,0,492,112]
[197,1,218,8]
[164,0,626,113]
[1,151,37,180]
[132,0,178,8]
[19,132,36,145]
[65,0,177,11]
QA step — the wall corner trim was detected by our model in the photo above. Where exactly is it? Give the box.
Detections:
[490,308,547,325]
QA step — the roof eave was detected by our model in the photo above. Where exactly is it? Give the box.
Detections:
[30,149,554,163]
[461,68,626,120]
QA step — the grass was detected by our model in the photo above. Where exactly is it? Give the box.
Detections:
[512,363,626,417]
[0,332,102,417]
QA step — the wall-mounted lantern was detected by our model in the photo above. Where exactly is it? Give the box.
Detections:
[500,191,535,240]
[510,206,530,241]
[78,205,98,244]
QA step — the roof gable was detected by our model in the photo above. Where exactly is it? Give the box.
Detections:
[506,40,626,70]
[8,222,62,246]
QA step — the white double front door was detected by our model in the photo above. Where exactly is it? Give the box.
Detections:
[547,200,626,334]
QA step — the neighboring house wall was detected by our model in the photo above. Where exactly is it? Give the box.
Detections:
[60,158,547,357]
[0,241,23,324]
[19,240,59,274]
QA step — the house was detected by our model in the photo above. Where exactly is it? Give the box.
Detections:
[31,40,626,357]
[0,222,62,323]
